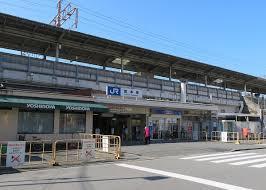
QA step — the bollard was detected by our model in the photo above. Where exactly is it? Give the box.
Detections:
[235,132,240,145]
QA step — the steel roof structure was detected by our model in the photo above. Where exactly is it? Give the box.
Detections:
[0,12,265,93]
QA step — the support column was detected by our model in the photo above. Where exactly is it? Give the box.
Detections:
[55,43,60,62]
[181,81,187,103]
[205,75,208,87]
[121,57,124,73]
[86,111,93,133]
[244,83,247,96]
[54,109,60,134]
[169,64,172,81]
[131,74,134,87]
[224,82,227,90]
[11,108,18,140]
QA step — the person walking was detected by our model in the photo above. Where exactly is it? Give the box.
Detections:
[144,126,150,144]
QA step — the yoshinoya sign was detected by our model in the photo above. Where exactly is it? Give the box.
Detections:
[26,104,55,109]
[6,141,26,168]
[106,86,142,98]
[65,106,91,111]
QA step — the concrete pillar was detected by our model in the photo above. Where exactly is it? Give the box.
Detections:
[181,81,187,103]
[169,64,172,81]
[54,109,60,134]
[205,75,208,87]
[0,108,18,141]
[244,83,247,92]
[121,57,124,73]
[55,43,59,62]
[86,111,93,133]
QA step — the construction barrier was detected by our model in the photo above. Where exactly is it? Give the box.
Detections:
[210,130,264,144]
[0,134,121,168]
[257,132,266,144]
[226,132,239,142]
[80,134,121,159]
[0,140,54,168]
[211,131,221,141]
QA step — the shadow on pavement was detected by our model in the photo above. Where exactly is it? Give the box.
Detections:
[0,167,20,175]
[0,175,169,187]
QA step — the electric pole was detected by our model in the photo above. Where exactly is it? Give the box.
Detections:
[50,0,78,30]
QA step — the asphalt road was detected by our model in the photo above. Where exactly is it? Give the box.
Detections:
[1,142,266,190]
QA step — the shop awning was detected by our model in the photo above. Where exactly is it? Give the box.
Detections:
[0,96,108,112]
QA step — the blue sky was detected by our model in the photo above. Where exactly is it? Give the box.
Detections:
[0,0,265,77]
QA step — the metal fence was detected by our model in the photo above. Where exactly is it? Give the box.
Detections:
[0,134,121,168]
[211,131,221,141]
[0,140,54,168]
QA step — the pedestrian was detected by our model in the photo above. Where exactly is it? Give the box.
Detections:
[144,126,150,144]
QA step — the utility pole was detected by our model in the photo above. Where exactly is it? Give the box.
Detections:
[50,0,79,30]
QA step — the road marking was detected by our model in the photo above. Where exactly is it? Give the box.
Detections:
[212,155,266,163]
[196,153,256,161]
[180,152,244,160]
[116,163,253,190]
[230,157,266,166]
[249,162,266,168]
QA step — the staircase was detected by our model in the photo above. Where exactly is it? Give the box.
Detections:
[242,96,261,114]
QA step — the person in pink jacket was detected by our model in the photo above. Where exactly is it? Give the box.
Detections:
[144,126,150,144]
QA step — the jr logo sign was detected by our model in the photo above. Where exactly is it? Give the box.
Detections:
[106,86,121,96]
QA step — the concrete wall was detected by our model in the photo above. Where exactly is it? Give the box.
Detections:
[0,52,242,106]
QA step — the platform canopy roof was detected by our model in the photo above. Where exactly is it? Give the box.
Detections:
[0,12,266,93]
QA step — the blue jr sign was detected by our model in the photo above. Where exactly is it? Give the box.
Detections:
[106,86,121,96]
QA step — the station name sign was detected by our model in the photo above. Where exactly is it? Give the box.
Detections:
[106,85,142,98]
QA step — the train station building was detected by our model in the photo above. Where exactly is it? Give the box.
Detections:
[0,13,265,144]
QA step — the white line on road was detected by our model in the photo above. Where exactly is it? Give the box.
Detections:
[249,162,266,168]
[230,157,266,166]
[212,155,266,163]
[196,153,256,161]
[180,151,245,160]
[116,163,253,190]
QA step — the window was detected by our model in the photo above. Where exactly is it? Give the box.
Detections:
[60,112,86,133]
[18,111,54,134]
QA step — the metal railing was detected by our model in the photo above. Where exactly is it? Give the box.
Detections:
[0,140,54,168]
[0,134,121,168]
[226,132,239,142]
[211,131,221,141]
[79,134,121,159]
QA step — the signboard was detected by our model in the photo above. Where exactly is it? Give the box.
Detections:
[65,106,90,111]
[221,132,228,142]
[121,88,142,98]
[26,104,55,110]
[106,86,142,98]
[102,136,109,152]
[81,139,95,160]
[106,86,121,96]
[107,104,147,114]
[151,109,181,115]
[6,141,26,168]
